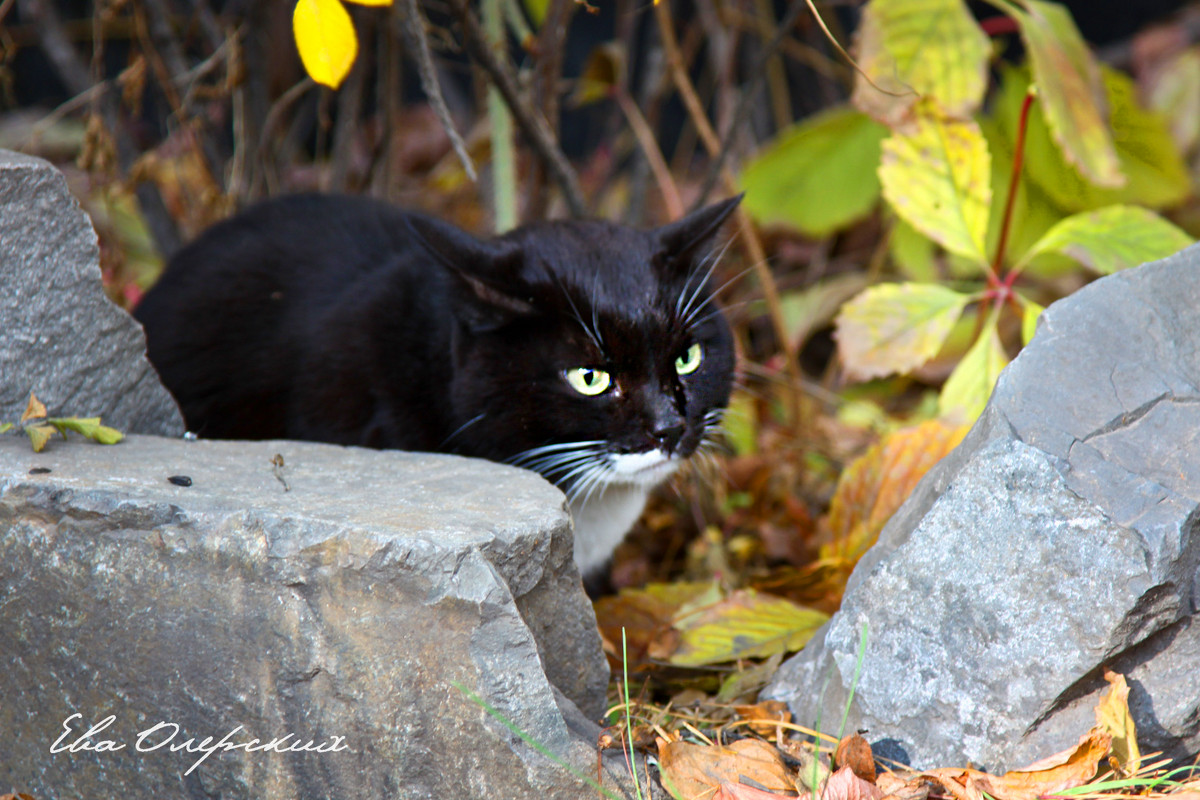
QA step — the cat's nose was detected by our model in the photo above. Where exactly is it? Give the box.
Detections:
[652,420,685,450]
[646,396,686,450]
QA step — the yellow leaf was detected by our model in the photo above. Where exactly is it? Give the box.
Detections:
[26,423,56,453]
[1021,299,1044,346]
[835,282,973,381]
[1096,669,1140,773]
[21,392,47,424]
[293,0,358,89]
[853,0,990,124]
[0,423,12,434]
[939,316,1008,423]
[669,589,827,666]
[879,103,992,264]
[1019,205,1193,276]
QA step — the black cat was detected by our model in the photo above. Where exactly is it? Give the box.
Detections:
[134,194,740,577]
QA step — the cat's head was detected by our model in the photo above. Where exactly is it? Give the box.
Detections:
[408,196,741,503]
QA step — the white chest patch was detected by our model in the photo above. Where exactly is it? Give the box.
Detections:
[568,448,681,575]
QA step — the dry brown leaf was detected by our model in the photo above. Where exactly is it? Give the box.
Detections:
[21,392,47,423]
[875,770,929,800]
[734,700,792,736]
[714,781,804,800]
[924,729,1111,800]
[823,764,885,800]
[834,733,877,783]
[593,581,713,667]
[1095,669,1140,773]
[658,738,796,800]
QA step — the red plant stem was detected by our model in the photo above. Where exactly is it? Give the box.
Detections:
[979,15,1020,37]
[991,88,1037,279]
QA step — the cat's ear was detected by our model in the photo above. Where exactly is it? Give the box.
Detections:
[406,215,535,328]
[652,193,743,271]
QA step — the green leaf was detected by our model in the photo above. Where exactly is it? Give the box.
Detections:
[991,0,1122,188]
[1020,205,1193,275]
[835,282,974,380]
[293,0,358,89]
[25,423,56,453]
[741,106,888,237]
[852,0,990,123]
[669,589,828,667]
[48,416,125,445]
[0,422,12,434]
[879,103,992,265]
[939,317,1009,422]
[522,0,549,26]
[723,393,758,456]
[890,217,938,281]
[1022,299,1044,345]
[999,65,1190,214]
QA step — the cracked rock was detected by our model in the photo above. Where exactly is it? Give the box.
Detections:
[0,435,620,799]
[765,249,1200,771]
[0,149,184,435]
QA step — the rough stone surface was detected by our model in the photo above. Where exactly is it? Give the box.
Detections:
[0,434,624,799]
[0,148,183,435]
[766,249,1200,771]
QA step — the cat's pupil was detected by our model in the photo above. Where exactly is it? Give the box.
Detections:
[565,366,611,396]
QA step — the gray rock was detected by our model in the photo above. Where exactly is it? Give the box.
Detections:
[766,249,1200,771]
[0,434,627,799]
[0,149,184,436]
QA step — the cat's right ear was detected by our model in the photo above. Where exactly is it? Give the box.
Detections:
[406,215,534,329]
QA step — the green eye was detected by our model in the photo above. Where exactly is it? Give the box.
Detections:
[675,343,702,375]
[564,367,611,396]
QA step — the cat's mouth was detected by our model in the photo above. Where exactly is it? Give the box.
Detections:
[608,449,681,485]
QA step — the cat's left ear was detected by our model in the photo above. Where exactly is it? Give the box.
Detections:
[652,193,743,272]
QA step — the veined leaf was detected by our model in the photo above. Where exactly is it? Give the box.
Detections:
[1020,205,1193,275]
[939,316,1008,422]
[26,423,56,453]
[996,65,1189,213]
[835,282,974,381]
[879,104,991,264]
[992,0,1123,187]
[853,0,990,123]
[1021,299,1044,345]
[670,589,828,666]
[742,106,888,237]
[293,0,358,89]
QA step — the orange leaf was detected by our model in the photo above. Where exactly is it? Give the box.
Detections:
[21,392,47,423]
[823,420,968,566]
[834,734,877,783]
[734,700,792,736]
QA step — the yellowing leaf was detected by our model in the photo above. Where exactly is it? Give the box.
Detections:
[879,104,991,264]
[1096,669,1140,773]
[1021,299,1044,345]
[570,43,624,107]
[1020,205,1193,276]
[824,420,969,568]
[48,416,126,446]
[939,316,1008,423]
[669,589,827,666]
[999,0,1123,187]
[852,0,990,123]
[26,423,56,453]
[0,423,12,434]
[1000,65,1189,213]
[21,392,47,424]
[593,581,714,666]
[835,282,973,381]
[293,0,358,89]
[742,107,888,237]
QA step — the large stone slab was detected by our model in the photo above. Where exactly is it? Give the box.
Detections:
[766,249,1200,771]
[0,434,623,798]
[0,148,183,435]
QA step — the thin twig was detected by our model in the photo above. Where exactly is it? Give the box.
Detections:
[446,0,587,217]
[615,89,683,220]
[653,0,801,407]
[398,0,477,182]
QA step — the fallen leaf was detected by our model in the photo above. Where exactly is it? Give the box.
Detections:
[1095,669,1140,773]
[714,781,804,800]
[21,392,47,423]
[734,700,792,736]
[593,581,715,667]
[669,589,828,667]
[25,423,57,453]
[0,422,12,434]
[823,765,885,800]
[658,738,798,800]
[834,734,877,784]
